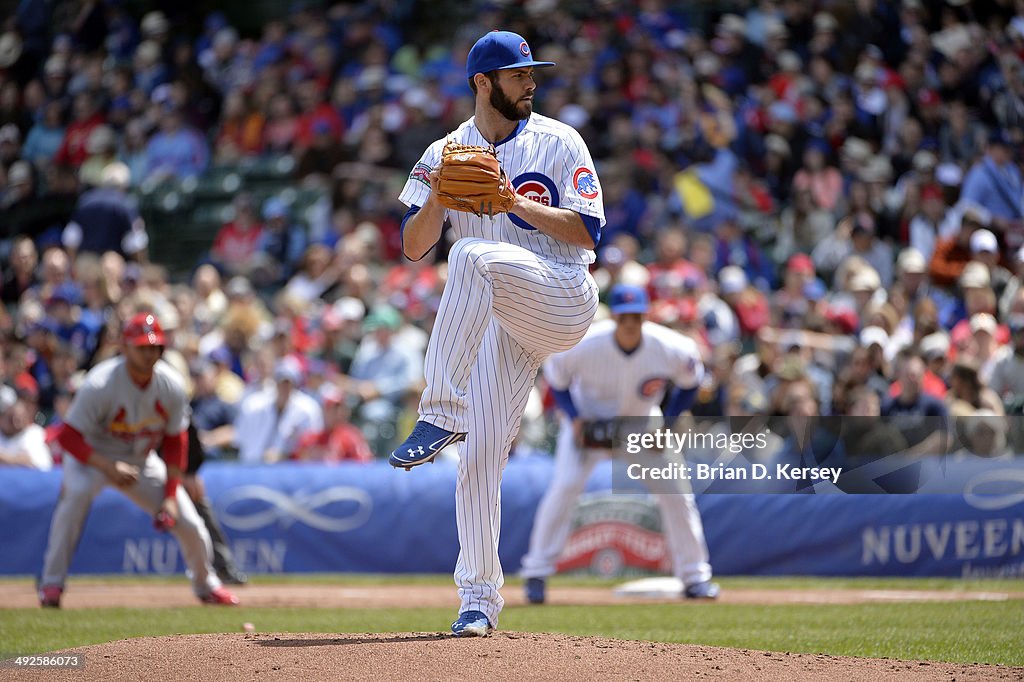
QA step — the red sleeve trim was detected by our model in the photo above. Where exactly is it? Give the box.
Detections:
[56,424,94,464]
[164,477,180,500]
[161,431,188,472]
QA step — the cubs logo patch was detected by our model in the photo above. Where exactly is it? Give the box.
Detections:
[410,162,432,187]
[520,41,530,57]
[509,172,560,231]
[639,377,669,398]
[574,167,599,199]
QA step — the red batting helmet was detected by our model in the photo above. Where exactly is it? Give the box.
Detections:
[122,312,166,346]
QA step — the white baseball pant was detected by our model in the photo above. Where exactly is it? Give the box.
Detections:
[419,237,598,626]
[520,417,713,586]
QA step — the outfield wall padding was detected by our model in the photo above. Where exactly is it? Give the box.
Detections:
[1,459,1021,578]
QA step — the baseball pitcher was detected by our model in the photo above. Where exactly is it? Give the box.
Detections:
[391,30,604,636]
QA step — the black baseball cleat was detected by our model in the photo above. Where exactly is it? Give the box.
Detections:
[217,566,248,586]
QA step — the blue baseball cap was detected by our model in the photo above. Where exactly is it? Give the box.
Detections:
[608,284,649,315]
[466,31,554,81]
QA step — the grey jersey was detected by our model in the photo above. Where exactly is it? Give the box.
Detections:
[65,356,190,462]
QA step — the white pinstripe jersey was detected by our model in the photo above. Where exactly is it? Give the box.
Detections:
[399,113,605,266]
[544,319,705,419]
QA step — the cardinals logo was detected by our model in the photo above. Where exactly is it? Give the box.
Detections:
[108,402,169,451]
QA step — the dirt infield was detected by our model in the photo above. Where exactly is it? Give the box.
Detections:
[6,632,1022,682]
[3,581,1023,609]
[3,582,1022,681]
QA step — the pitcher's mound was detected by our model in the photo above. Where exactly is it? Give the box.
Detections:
[23,632,1020,681]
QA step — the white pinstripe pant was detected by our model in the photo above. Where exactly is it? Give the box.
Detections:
[420,237,598,625]
[520,417,713,586]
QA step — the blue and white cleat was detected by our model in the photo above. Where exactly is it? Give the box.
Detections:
[389,420,467,470]
[451,610,494,637]
[683,581,721,599]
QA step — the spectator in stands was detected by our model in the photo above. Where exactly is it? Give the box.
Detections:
[262,92,299,154]
[989,314,1024,408]
[79,125,119,188]
[35,247,73,305]
[770,253,817,327]
[22,100,66,168]
[0,160,51,236]
[118,119,150,188]
[205,346,245,405]
[0,389,52,470]
[63,162,148,258]
[970,229,1012,304]
[646,228,703,302]
[214,89,264,162]
[908,185,949,263]
[0,123,22,171]
[774,185,835,265]
[843,385,909,458]
[956,411,1012,459]
[939,99,985,167]
[293,79,343,153]
[882,350,948,447]
[296,119,346,183]
[45,283,96,363]
[717,266,769,341]
[54,91,105,169]
[133,40,168,97]
[340,305,418,451]
[189,359,237,460]
[231,356,322,464]
[283,244,341,304]
[199,27,247,96]
[191,265,228,334]
[143,105,209,182]
[946,359,1004,418]
[316,297,364,376]
[960,131,1024,234]
[210,194,265,277]
[291,385,372,463]
[929,206,988,289]
[257,197,307,285]
[713,217,775,289]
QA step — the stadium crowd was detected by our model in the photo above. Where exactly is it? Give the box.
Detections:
[1,0,1023,472]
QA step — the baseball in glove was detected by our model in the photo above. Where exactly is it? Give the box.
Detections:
[580,419,619,449]
[435,141,517,217]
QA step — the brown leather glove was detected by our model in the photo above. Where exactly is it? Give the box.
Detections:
[435,141,517,217]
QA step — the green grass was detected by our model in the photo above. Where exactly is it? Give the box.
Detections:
[1,577,1022,666]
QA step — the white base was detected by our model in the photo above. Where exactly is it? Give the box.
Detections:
[613,576,683,598]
